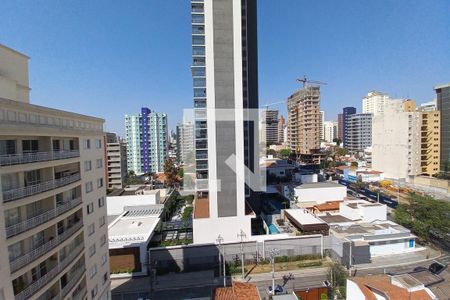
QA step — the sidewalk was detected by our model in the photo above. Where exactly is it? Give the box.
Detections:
[233,266,329,283]
[356,247,441,270]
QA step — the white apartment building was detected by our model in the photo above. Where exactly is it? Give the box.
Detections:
[362,91,391,115]
[176,122,194,164]
[372,100,421,180]
[323,121,337,143]
[191,0,259,243]
[106,133,127,190]
[346,113,373,153]
[0,44,110,300]
[320,111,324,141]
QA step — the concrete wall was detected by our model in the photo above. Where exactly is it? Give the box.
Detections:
[106,192,160,215]
[294,185,346,204]
[413,175,450,193]
[150,235,327,274]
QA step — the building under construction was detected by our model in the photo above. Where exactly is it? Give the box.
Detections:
[287,86,322,163]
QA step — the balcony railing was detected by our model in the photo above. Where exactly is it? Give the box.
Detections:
[71,287,87,300]
[6,197,82,238]
[15,246,85,300]
[10,221,83,273]
[2,173,81,202]
[0,150,80,166]
[61,268,86,299]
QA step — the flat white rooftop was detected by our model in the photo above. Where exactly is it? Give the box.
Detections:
[108,205,163,248]
[295,182,343,189]
[284,209,325,225]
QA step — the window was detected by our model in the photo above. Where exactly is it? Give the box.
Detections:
[96,159,103,168]
[98,197,105,207]
[84,139,91,149]
[101,253,107,266]
[91,285,98,298]
[103,272,108,284]
[85,182,93,193]
[95,139,102,149]
[99,216,106,227]
[89,244,96,257]
[100,234,107,246]
[0,140,16,155]
[84,160,92,172]
[22,140,38,153]
[87,203,94,215]
[90,264,97,278]
[97,178,103,188]
[88,223,95,236]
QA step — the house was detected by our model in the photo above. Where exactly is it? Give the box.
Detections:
[294,182,346,204]
[213,281,260,300]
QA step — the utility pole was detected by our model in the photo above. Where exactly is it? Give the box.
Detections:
[216,234,225,287]
[269,248,280,294]
[237,230,247,279]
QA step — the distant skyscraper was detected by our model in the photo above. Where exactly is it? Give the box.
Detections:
[278,115,286,144]
[342,107,356,148]
[323,121,337,143]
[287,86,321,155]
[191,0,259,243]
[125,107,168,174]
[176,122,194,164]
[320,111,325,141]
[362,91,390,115]
[436,84,450,172]
[345,113,373,152]
[337,113,343,141]
[106,132,127,189]
[262,109,279,145]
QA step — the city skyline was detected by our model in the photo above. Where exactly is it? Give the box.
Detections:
[1,0,449,135]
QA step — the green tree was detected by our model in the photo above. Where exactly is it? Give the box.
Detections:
[333,138,342,146]
[177,167,184,178]
[335,147,348,156]
[279,148,291,158]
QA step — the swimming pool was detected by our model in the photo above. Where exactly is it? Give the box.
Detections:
[268,223,280,234]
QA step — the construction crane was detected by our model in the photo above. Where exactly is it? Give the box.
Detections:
[296,75,327,88]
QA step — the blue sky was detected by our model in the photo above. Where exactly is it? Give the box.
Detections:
[1,0,449,136]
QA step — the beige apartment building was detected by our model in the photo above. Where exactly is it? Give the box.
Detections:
[105,133,126,190]
[287,86,321,155]
[0,44,110,300]
[372,99,440,180]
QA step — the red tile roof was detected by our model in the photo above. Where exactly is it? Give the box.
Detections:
[214,281,260,300]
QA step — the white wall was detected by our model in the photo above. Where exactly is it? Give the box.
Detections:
[294,185,346,204]
[370,238,413,256]
[107,191,160,215]
[346,279,369,300]
[193,215,253,244]
[360,205,387,222]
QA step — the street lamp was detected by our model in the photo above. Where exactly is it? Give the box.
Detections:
[216,234,226,287]
[237,230,247,279]
[269,248,280,295]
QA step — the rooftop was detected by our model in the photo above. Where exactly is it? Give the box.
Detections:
[350,275,434,300]
[331,221,413,239]
[295,182,344,190]
[284,209,326,225]
[108,204,163,248]
[213,281,260,300]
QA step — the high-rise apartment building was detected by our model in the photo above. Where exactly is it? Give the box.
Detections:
[342,107,356,148]
[319,111,325,141]
[0,44,110,300]
[435,84,450,172]
[105,133,127,190]
[287,86,321,154]
[176,122,194,164]
[372,99,439,179]
[345,113,373,153]
[337,113,343,141]
[323,121,337,143]
[191,0,259,243]
[261,109,278,145]
[362,91,390,115]
[125,107,168,175]
[278,115,285,144]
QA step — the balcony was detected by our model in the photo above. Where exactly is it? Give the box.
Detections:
[15,245,84,300]
[2,173,81,202]
[61,268,86,299]
[71,286,87,300]
[0,150,80,167]
[10,221,83,273]
[6,197,82,238]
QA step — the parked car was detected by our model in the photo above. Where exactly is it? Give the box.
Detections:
[267,284,284,295]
